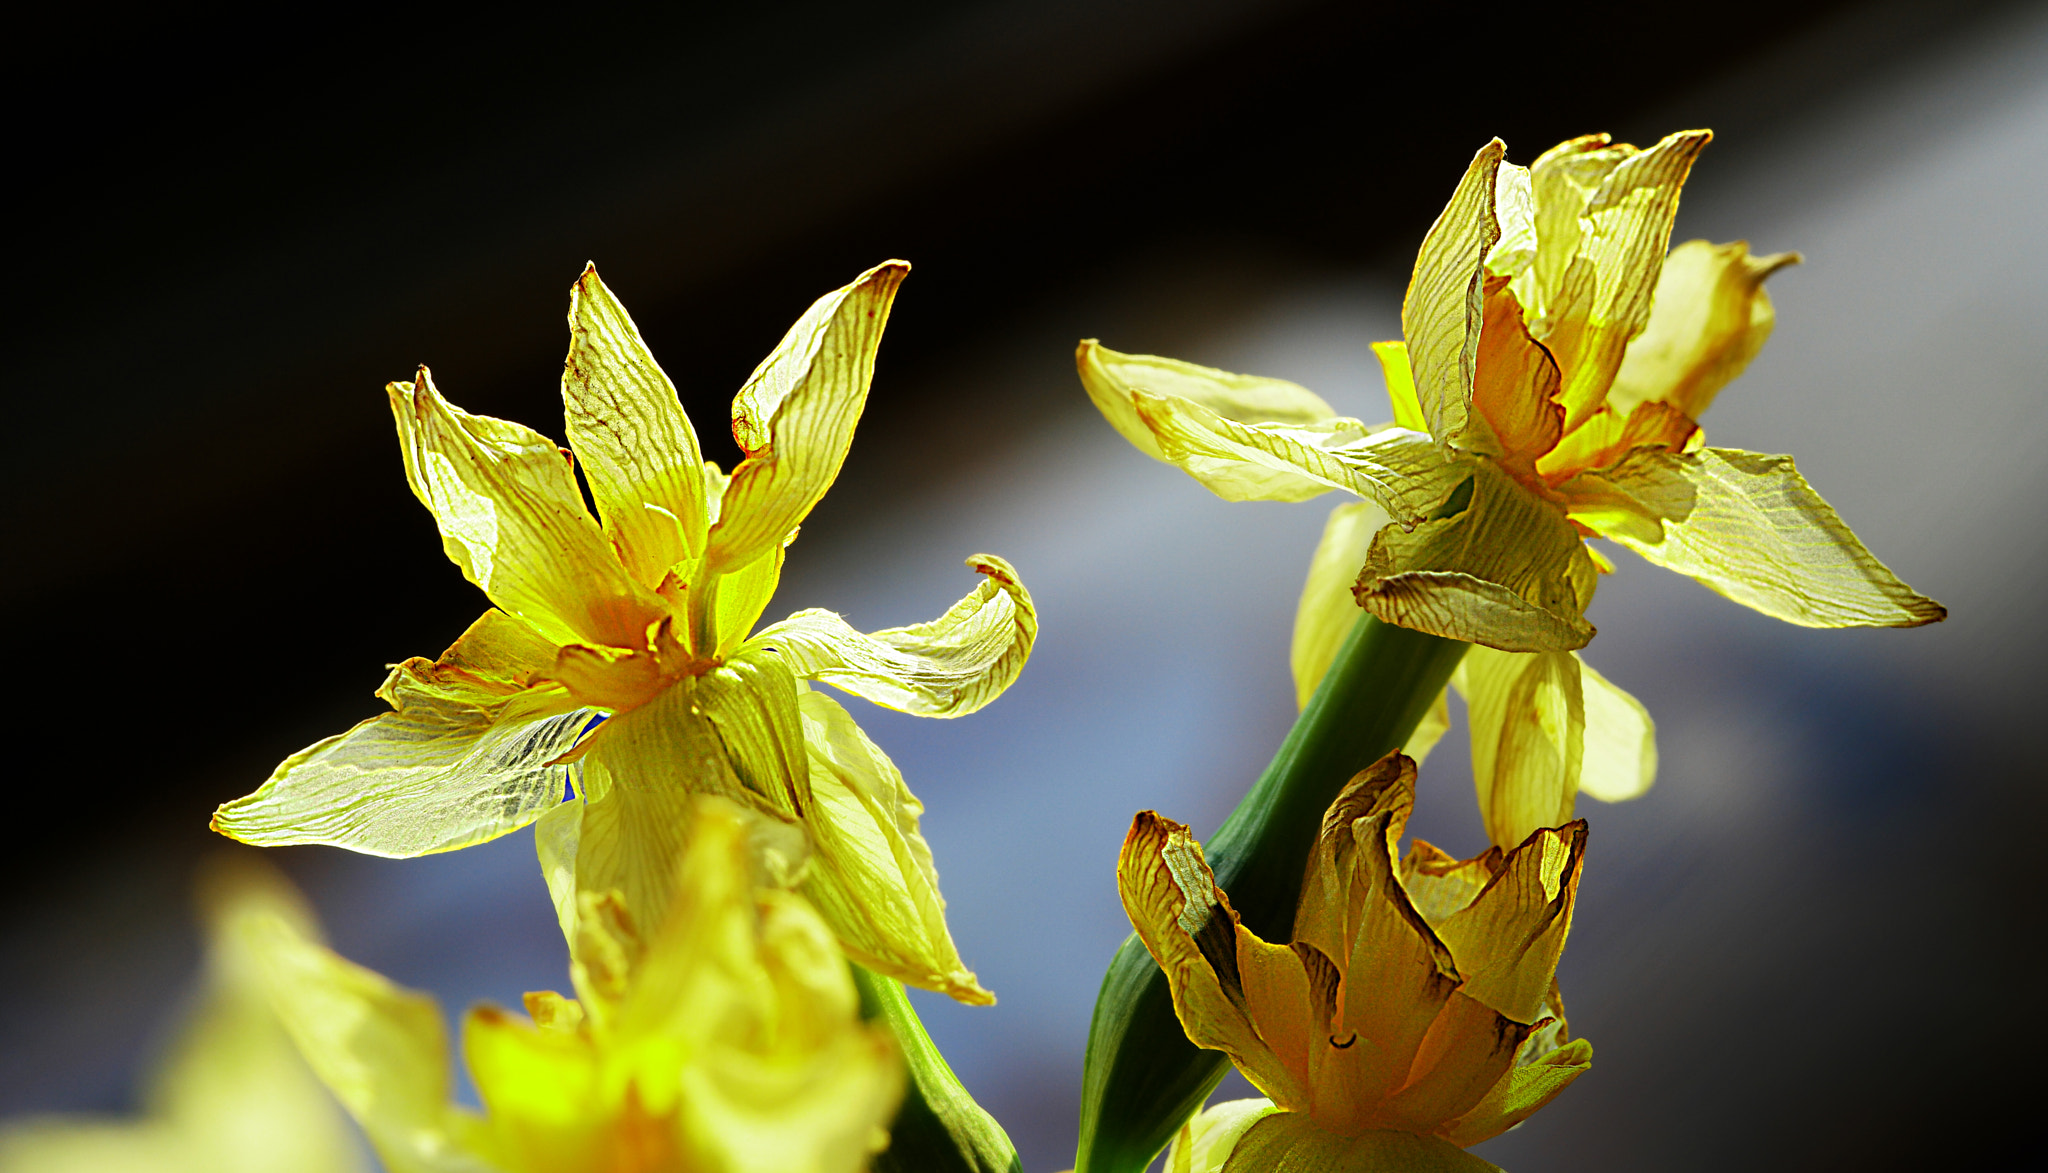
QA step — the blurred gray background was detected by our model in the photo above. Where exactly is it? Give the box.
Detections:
[3,1,2042,1169]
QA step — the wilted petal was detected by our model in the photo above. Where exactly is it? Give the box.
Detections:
[794,688,992,1004]
[1453,647,1584,850]
[1577,659,1657,803]
[1570,446,1946,628]
[1434,823,1587,1025]
[1607,239,1801,420]
[1403,139,1504,449]
[752,555,1036,718]
[213,610,595,858]
[389,368,664,650]
[1220,1111,1501,1173]
[1379,992,1533,1131]
[562,265,710,586]
[1469,279,1563,477]
[708,261,908,573]
[1292,501,1388,710]
[1535,397,1698,483]
[1355,461,1599,652]
[1164,1098,1277,1173]
[1078,339,1336,463]
[1439,1037,1592,1148]
[1398,841,1499,930]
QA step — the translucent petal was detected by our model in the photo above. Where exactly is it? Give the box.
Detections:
[212,610,594,858]
[1576,659,1657,803]
[755,555,1036,718]
[1440,1037,1592,1148]
[461,1006,606,1171]
[795,688,991,1004]
[388,367,664,650]
[1370,341,1428,432]
[1433,823,1588,1023]
[1402,139,1504,449]
[1078,339,1337,463]
[1536,397,1697,483]
[1163,1098,1277,1173]
[707,261,908,573]
[1292,501,1388,709]
[562,264,710,586]
[1468,280,1562,477]
[1218,1111,1501,1173]
[1485,162,1536,282]
[1379,991,1533,1130]
[1570,446,1946,628]
[1356,461,1598,652]
[712,540,786,657]
[1452,648,1584,850]
[1607,239,1801,420]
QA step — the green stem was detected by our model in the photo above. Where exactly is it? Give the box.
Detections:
[1073,614,1467,1173]
[852,964,1022,1173]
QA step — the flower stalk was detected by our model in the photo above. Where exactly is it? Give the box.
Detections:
[1075,613,1467,1173]
[852,965,1023,1173]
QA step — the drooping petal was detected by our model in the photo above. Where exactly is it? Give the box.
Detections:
[1607,239,1800,421]
[1453,647,1584,850]
[751,555,1036,718]
[1291,501,1388,710]
[1439,1037,1592,1148]
[1219,1111,1502,1173]
[1118,811,1308,1108]
[794,688,991,1004]
[231,900,492,1173]
[388,367,665,650]
[1577,658,1658,803]
[212,610,595,858]
[1568,446,1946,628]
[707,261,908,573]
[1164,1098,1278,1173]
[1129,389,1465,518]
[1433,822,1588,1025]
[1403,139,1505,449]
[1355,461,1599,652]
[1078,340,1336,463]
[562,264,710,586]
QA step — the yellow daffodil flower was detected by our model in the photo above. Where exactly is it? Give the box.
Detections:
[1120,752,1590,1173]
[239,796,904,1173]
[0,859,367,1173]
[1080,129,1943,651]
[213,261,1035,1004]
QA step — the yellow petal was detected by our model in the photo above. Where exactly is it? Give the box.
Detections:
[1370,341,1428,433]
[212,610,595,857]
[1433,823,1588,1024]
[1453,647,1584,850]
[1379,991,1533,1131]
[1607,239,1801,421]
[1164,1098,1278,1173]
[1402,139,1505,449]
[1525,131,1715,433]
[1398,841,1499,930]
[562,264,710,587]
[1536,397,1698,483]
[1569,446,1946,628]
[752,555,1037,718]
[1577,658,1657,803]
[1439,1036,1592,1148]
[1484,162,1536,282]
[711,539,786,657]
[1118,811,1308,1109]
[1291,502,1388,709]
[1128,388,1464,518]
[794,688,991,1004]
[707,261,908,573]
[1078,339,1337,463]
[1469,279,1562,476]
[1219,1111,1501,1173]
[1355,461,1598,652]
[388,367,665,650]
[461,1005,606,1171]
[1406,689,1452,767]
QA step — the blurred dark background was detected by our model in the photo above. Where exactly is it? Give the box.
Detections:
[5,1,2044,1169]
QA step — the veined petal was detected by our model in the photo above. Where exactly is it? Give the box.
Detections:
[1440,1037,1592,1147]
[1356,461,1599,652]
[1164,1098,1278,1173]
[212,610,594,858]
[1469,279,1563,476]
[1485,162,1536,282]
[752,555,1035,718]
[1571,446,1946,628]
[1453,648,1584,850]
[389,367,664,650]
[1130,389,1464,519]
[232,903,492,1172]
[1577,659,1657,803]
[1434,822,1588,1025]
[562,264,711,586]
[1219,1111,1502,1173]
[1403,139,1504,449]
[1399,841,1500,930]
[794,688,991,1004]
[712,540,786,657]
[1608,240,1801,421]
[707,261,908,573]
[1379,992,1533,1131]
[1536,398,1698,483]
[1118,811,1308,1108]
[1292,502,1389,709]
[1078,339,1336,463]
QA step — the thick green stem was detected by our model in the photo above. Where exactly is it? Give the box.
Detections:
[852,964,1022,1173]
[1073,614,1468,1173]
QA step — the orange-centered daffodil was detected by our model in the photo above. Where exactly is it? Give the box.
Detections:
[214,261,1035,1004]
[1121,752,1589,1173]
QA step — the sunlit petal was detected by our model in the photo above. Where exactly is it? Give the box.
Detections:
[1079,339,1336,463]
[1402,139,1505,450]
[1220,1110,1501,1173]
[1607,239,1800,420]
[1453,648,1583,850]
[1439,1037,1592,1148]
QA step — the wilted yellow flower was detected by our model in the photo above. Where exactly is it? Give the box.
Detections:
[214,261,1034,1003]
[1081,129,1942,651]
[1120,753,1590,1172]
[0,859,367,1173]
[240,797,903,1173]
